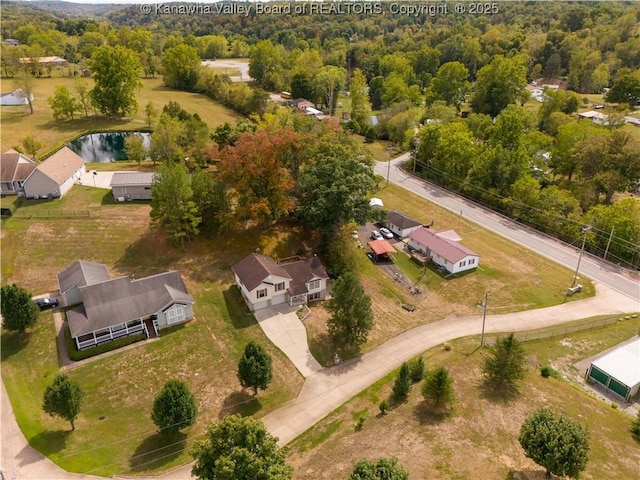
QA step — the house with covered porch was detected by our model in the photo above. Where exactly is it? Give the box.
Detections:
[232,253,329,312]
[57,261,194,350]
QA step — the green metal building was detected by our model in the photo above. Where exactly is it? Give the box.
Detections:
[586,338,640,402]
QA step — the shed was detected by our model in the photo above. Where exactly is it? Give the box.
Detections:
[369,197,384,210]
[386,210,422,238]
[586,337,640,402]
[367,240,396,263]
[110,172,155,201]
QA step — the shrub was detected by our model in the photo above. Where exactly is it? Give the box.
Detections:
[391,362,412,402]
[355,416,366,431]
[631,410,640,441]
[379,399,389,415]
[540,366,552,378]
[442,342,452,351]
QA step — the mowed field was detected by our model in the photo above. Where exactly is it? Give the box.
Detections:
[288,319,640,480]
[0,76,239,153]
[305,181,594,365]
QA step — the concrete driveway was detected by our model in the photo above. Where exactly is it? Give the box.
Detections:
[78,171,114,189]
[253,305,322,378]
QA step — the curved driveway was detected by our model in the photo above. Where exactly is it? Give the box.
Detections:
[2,156,638,480]
[375,155,639,302]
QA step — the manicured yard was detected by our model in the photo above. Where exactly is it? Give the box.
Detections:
[0,179,599,475]
[0,187,308,475]
[0,77,239,153]
[288,317,640,479]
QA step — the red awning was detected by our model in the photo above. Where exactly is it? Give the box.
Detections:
[368,240,396,256]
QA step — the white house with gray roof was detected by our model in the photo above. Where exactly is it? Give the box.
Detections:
[110,172,155,201]
[232,253,329,312]
[57,261,194,350]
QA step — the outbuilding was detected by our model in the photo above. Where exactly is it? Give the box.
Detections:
[586,337,640,402]
[110,172,155,201]
[386,210,422,238]
[367,239,396,263]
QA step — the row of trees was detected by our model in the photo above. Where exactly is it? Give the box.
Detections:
[411,102,640,268]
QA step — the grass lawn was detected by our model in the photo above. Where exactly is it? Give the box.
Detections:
[0,186,308,476]
[305,182,594,366]
[288,318,640,479]
[0,77,239,154]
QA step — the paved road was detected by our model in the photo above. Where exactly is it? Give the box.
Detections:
[375,156,640,302]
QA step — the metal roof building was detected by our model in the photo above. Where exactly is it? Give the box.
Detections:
[586,337,640,402]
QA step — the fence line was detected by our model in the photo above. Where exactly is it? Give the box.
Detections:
[513,315,631,342]
[10,210,90,219]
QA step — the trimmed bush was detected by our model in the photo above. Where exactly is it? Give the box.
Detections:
[65,323,146,361]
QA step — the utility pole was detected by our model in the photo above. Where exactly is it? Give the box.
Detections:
[603,226,615,261]
[386,146,392,187]
[480,293,488,347]
[572,226,592,288]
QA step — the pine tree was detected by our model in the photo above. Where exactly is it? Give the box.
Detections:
[422,367,455,409]
[391,362,412,402]
[482,333,527,391]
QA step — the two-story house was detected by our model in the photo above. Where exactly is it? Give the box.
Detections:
[232,253,329,312]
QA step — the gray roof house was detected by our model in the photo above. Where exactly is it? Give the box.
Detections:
[57,261,195,350]
[110,172,155,201]
[408,227,480,275]
[232,253,329,312]
[386,210,423,238]
[0,149,36,195]
[23,146,85,199]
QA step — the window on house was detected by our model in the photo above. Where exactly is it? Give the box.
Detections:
[460,260,466,267]
[308,292,320,302]
[308,280,320,290]
[167,305,186,324]
[275,282,285,292]
[469,258,474,264]
[257,288,267,299]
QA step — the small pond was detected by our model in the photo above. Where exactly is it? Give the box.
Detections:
[67,132,151,163]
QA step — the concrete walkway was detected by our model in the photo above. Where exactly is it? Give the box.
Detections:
[78,171,115,189]
[253,305,322,378]
[2,284,637,480]
[261,282,639,445]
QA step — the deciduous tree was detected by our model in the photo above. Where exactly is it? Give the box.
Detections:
[90,45,141,117]
[48,85,80,120]
[124,133,147,164]
[151,380,197,435]
[237,341,272,395]
[482,333,527,392]
[519,408,589,479]
[297,155,375,232]
[421,366,455,409]
[470,55,527,117]
[327,272,374,348]
[144,101,157,128]
[21,134,43,161]
[315,65,346,114]
[428,61,470,111]
[150,163,201,249]
[0,284,38,332]
[12,69,35,114]
[73,78,91,117]
[349,69,371,132]
[42,374,83,430]
[349,457,409,480]
[218,129,297,224]
[162,44,201,91]
[191,415,293,480]
[605,71,640,105]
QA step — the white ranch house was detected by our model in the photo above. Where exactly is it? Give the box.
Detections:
[232,253,329,312]
[57,261,194,350]
[408,227,480,274]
